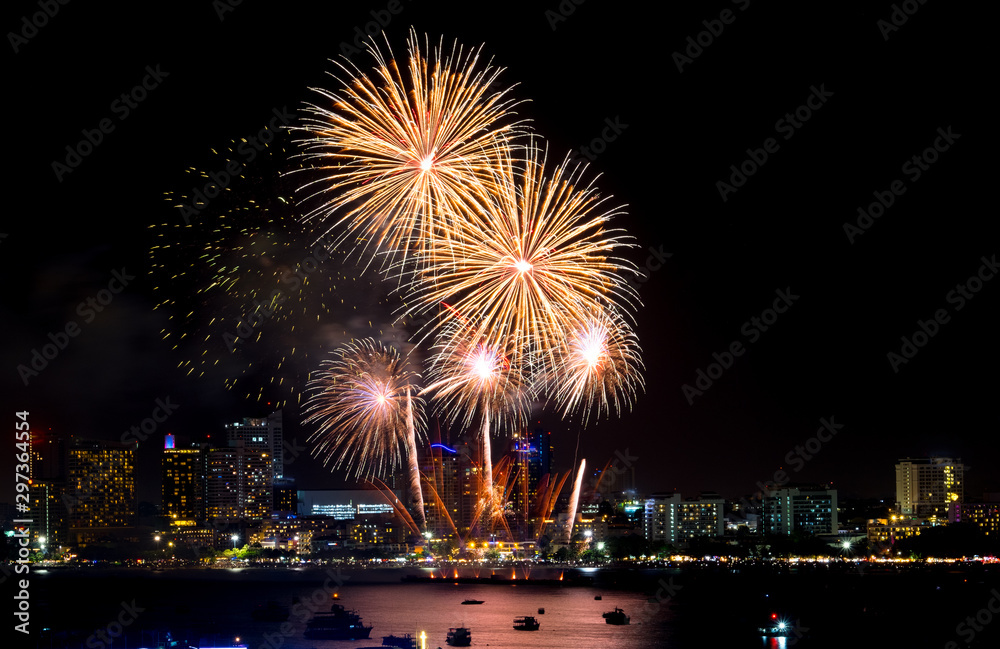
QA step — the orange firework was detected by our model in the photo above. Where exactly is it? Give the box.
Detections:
[303,338,427,526]
[404,141,639,365]
[294,27,525,270]
[537,305,644,424]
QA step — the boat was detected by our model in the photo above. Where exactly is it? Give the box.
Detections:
[537,607,545,614]
[304,613,372,640]
[758,613,792,636]
[304,605,372,640]
[460,599,484,605]
[445,627,472,646]
[250,601,289,622]
[513,616,540,631]
[594,595,602,600]
[382,633,417,648]
[602,607,630,625]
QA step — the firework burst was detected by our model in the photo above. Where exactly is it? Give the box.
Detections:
[402,141,639,364]
[538,305,644,424]
[303,338,427,525]
[294,27,525,271]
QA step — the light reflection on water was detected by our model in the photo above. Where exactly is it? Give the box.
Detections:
[276,582,672,649]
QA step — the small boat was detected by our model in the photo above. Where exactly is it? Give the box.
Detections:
[537,607,545,614]
[446,627,472,646]
[382,633,417,649]
[602,607,630,625]
[594,595,602,600]
[513,615,540,631]
[758,613,792,636]
[460,599,484,605]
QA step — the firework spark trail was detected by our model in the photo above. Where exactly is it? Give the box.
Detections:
[564,459,586,544]
[368,476,420,536]
[402,142,640,365]
[293,27,526,273]
[533,471,570,538]
[303,339,426,502]
[421,469,461,541]
[421,318,529,523]
[537,304,645,424]
[404,387,425,528]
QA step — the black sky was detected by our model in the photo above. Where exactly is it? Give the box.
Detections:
[4,1,997,505]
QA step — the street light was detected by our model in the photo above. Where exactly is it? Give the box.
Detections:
[232,534,239,549]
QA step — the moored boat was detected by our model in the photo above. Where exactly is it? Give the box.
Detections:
[602,607,630,625]
[304,605,372,640]
[382,633,417,648]
[445,627,472,646]
[460,599,484,605]
[513,615,540,631]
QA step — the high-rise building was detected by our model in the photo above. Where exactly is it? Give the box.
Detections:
[643,492,725,545]
[206,441,272,522]
[273,477,298,516]
[162,436,206,526]
[762,485,838,535]
[677,493,725,542]
[225,411,283,480]
[950,494,1000,537]
[30,430,64,482]
[643,492,680,544]
[895,457,963,518]
[28,480,68,548]
[422,440,477,538]
[27,429,68,547]
[502,425,553,534]
[65,439,137,542]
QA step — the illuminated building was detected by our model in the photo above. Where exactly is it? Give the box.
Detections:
[30,429,64,483]
[867,515,934,544]
[895,457,964,518]
[66,439,137,542]
[27,430,67,547]
[225,411,284,480]
[297,489,399,520]
[162,437,205,526]
[643,492,724,545]
[762,485,838,536]
[349,518,403,550]
[507,426,553,524]
[250,516,337,554]
[28,480,67,547]
[205,441,272,522]
[421,439,477,538]
[643,492,680,544]
[677,493,725,542]
[273,477,298,516]
[951,497,1000,537]
[571,516,609,543]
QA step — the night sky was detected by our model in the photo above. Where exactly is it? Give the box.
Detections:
[4,1,996,506]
